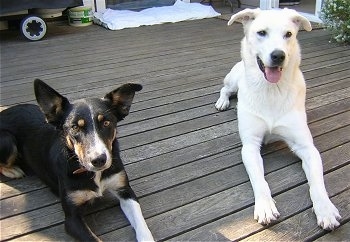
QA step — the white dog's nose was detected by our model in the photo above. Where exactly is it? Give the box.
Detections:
[271,50,285,66]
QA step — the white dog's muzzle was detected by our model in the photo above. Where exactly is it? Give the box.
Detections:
[257,50,284,84]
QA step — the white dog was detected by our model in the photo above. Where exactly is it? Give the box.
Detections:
[215,8,341,230]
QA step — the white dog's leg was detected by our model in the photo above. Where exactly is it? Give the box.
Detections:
[119,198,154,242]
[215,62,242,111]
[289,135,341,230]
[239,114,280,224]
[242,143,280,224]
[278,115,341,230]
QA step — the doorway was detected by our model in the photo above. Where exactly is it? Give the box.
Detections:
[260,0,323,23]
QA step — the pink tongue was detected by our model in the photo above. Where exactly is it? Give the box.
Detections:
[265,67,282,83]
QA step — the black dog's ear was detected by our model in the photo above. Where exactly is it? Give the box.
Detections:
[34,79,70,126]
[104,83,142,121]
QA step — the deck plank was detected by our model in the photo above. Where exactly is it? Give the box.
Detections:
[1,13,349,242]
[316,222,350,241]
[172,165,350,241]
[240,189,350,241]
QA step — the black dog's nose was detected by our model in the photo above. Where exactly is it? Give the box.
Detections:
[271,50,285,65]
[91,154,107,168]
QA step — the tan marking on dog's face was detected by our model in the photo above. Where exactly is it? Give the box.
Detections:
[66,136,74,150]
[77,119,85,127]
[105,129,117,151]
[68,190,99,206]
[95,113,117,151]
[73,142,85,161]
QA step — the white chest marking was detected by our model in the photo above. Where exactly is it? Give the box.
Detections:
[68,171,127,206]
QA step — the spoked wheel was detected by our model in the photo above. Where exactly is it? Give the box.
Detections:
[20,15,47,41]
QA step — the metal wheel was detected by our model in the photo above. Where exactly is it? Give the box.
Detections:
[20,15,47,41]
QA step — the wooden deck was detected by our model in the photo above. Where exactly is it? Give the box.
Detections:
[1,14,350,241]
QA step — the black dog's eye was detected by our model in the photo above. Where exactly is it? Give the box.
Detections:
[103,120,111,127]
[257,30,267,37]
[71,124,79,132]
[285,31,292,38]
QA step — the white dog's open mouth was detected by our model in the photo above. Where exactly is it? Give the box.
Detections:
[257,57,283,83]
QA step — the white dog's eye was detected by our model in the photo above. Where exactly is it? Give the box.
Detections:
[285,31,292,38]
[257,30,267,37]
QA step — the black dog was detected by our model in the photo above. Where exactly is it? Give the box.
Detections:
[0,79,154,242]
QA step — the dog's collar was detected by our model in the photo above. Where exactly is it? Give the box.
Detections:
[68,157,89,175]
[73,167,88,174]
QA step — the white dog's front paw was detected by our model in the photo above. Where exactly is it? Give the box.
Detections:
[138,235,154,242]
[215,97,230,111]
[139,237,154,242]
[254,197,280,225]
[313,200,341,230]
[137,228,154,242]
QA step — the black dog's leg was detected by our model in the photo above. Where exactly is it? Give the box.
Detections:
[59,184,101,242]
[63,205,101,242]
[65,213,101,242]
[111,187,154,242]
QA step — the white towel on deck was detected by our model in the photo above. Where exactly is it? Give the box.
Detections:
[94,0,221,30]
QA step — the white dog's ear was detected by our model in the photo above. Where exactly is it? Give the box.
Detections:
[284,8,312,31]
[292,14,312,31]
[228,8,261,26]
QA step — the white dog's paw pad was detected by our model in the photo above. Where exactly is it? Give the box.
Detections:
[0,166,25,178]
[215,98,230,111]
[314,203,341,230]
[254,198,280,225]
